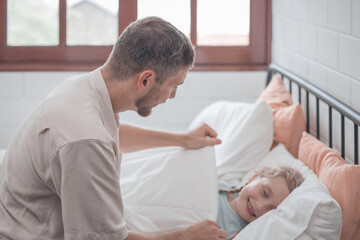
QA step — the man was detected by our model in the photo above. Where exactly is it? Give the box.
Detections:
[0,17,227,239]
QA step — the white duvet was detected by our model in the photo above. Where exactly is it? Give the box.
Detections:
[120,146,219,232]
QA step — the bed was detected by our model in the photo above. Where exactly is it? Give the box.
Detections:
[0,64,359,240]
[119,63,360,240]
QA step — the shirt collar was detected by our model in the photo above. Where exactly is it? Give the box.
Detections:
[88,68,120,137]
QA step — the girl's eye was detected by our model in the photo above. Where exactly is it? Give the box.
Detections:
[263,189,268,198]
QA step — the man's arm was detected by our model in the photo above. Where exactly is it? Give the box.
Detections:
[126,220,227,240]
[119,123,222,153]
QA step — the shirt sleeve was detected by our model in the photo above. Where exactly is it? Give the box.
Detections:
[53,139,128,240]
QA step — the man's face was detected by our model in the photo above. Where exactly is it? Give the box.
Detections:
[135,68,187,117]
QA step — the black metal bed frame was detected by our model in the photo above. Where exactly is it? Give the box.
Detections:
[266,63,360,165]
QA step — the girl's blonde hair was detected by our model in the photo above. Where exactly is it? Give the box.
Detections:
[257,165,304,193]
[219,165,304,194]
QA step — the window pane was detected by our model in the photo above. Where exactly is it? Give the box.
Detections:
[7,0,59,46]
[67,0,118,46]
[197,0,250,46]
[137,0,190,37]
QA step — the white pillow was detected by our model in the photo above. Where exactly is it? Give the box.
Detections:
[234,144,342,240]
[188,100,273,185]
[120,146,218,231]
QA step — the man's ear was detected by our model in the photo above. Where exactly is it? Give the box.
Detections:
[137,70,155,92]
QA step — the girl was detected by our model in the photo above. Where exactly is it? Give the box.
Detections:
[217,165,304,239]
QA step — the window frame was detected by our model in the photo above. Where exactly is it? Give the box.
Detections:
[0,0,271,71]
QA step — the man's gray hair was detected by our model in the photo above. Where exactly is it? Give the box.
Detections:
[107,16,195,84]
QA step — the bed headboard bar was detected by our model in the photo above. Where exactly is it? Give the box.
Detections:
[266,63,360,165]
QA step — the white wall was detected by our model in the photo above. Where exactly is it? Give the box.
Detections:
[272,0,360,112]
[0,71,266,149]
[272,0,360,162]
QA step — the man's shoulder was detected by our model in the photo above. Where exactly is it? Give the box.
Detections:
[35,74,115,148]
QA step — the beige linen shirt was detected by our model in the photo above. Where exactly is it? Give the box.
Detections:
[0,69,128,240]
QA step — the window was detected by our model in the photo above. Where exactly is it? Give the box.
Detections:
[197,0,250,47]
[0,0,271,71]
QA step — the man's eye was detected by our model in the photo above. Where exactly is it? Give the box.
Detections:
[263,189,267,198]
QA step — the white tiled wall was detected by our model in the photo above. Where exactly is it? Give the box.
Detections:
[0,71,266,149]
[273,0,360,111]
[272,0,360,162]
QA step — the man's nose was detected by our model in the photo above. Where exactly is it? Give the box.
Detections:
[169,88,177,99]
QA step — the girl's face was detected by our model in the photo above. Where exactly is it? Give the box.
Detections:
[232,176,290,223]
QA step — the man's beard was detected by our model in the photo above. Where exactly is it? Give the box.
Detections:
[135,86,160,117]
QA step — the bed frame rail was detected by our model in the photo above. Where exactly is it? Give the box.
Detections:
[266,63,360,165]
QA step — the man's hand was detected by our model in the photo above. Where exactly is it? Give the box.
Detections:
[185,220,228,240]
[183,123,222,149]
